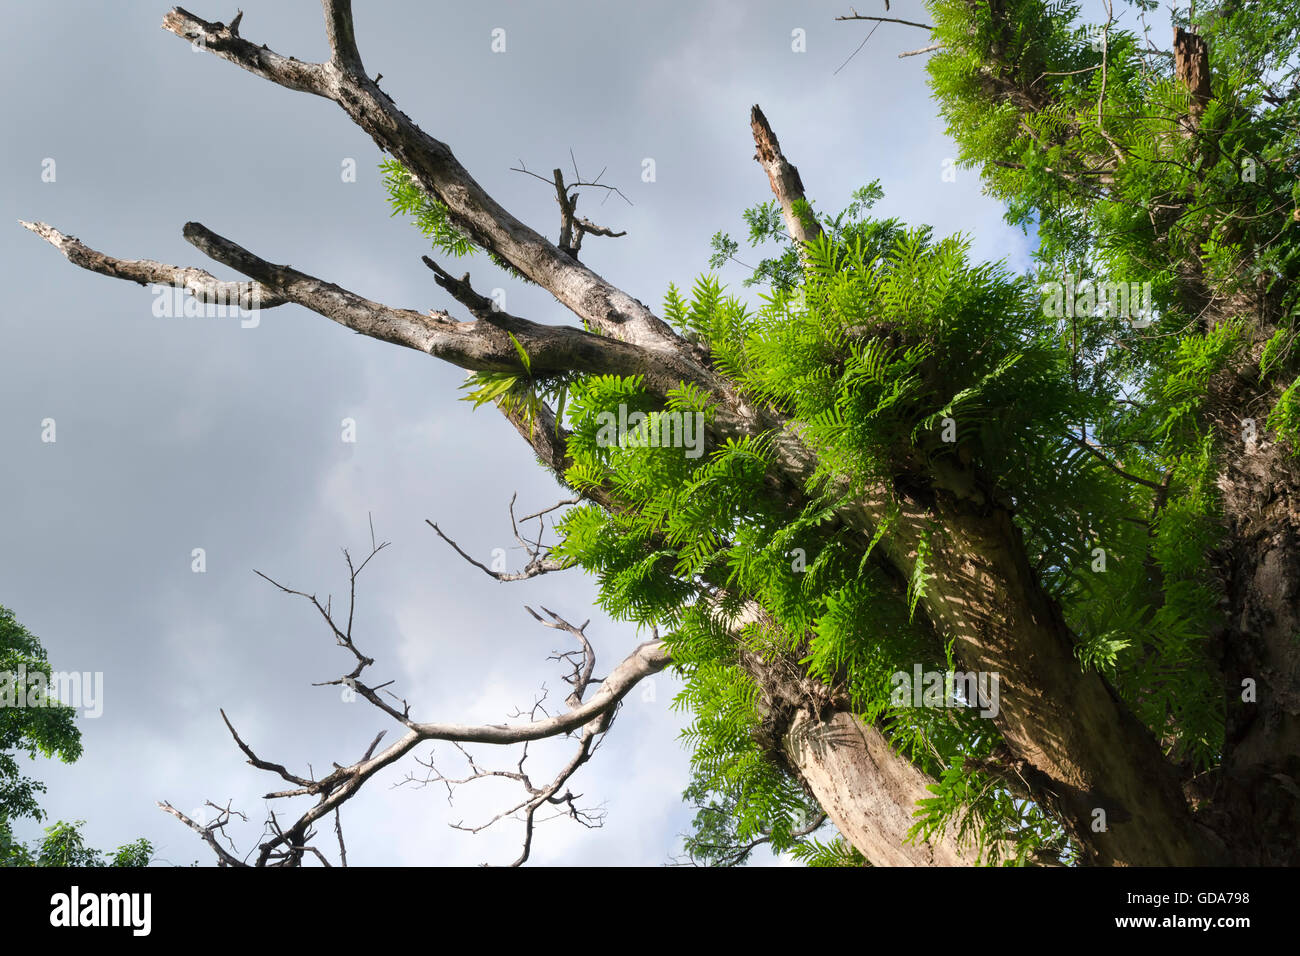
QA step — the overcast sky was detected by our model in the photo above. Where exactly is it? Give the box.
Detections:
[0,0,1068,866]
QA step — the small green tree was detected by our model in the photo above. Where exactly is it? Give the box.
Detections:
[0,606,152,867]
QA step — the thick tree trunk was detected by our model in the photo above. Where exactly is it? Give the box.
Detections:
[726,602,988,866]
[1163,27,1300,863]
[746,114,1215,864]
[785,710,979,866]
[910,5,1300,863]
[1201,348,1300,864]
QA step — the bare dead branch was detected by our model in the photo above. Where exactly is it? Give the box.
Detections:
[898,42,942,58]
[750,105,822,248]
[157,801,247,867]
[161,5,678,350]
[163,7,331,95]
[322,0,364,75]
[164,535,669,866]
[420,257,498,322]
[526,606,596,706]
[511,157,632,207]
[426,520,568,582]
[835,9,933,30]
[508,161,628,260]
[426,494,574,582]
[19,220,286,310]
[833,19,881,75]
[574,215,627,245]
[25,217,696,391]
[405,606,614,864]
[220,708,316,789]
[518,497,580,522]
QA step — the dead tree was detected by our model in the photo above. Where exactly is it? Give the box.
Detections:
[26,2,1231,865]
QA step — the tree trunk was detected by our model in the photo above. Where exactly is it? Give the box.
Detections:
[785,710,979,866]
[1202,347,1300,864]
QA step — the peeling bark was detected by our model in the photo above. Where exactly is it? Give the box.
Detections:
[721,600,988,866]
[1174,27,1212,129]
[785,710,976,866]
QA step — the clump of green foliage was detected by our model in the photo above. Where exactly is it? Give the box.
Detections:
[925,0,1300,451]
[0,605,152,867]
[552,196,1114,864]
[381,158,536,284]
